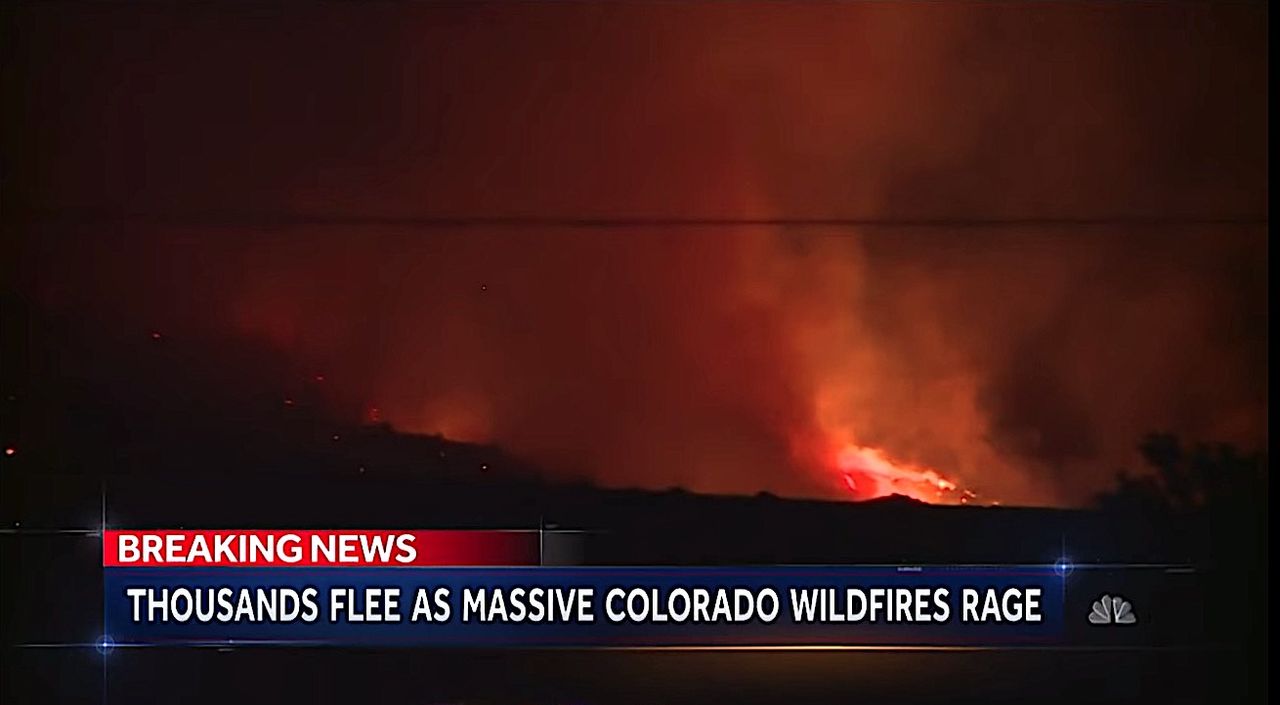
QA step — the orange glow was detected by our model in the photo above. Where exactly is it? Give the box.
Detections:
[832,444,971,505]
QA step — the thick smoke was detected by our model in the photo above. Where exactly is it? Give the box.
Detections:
[5,4,1267,505]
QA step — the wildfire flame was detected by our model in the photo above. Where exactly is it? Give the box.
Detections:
[833,443,976,505]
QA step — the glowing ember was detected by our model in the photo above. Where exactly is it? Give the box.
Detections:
[833,444,972,505]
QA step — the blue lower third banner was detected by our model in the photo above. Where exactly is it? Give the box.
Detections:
[105,566,1064,647]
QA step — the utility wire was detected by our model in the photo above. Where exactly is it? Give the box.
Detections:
[8,208,1268,229]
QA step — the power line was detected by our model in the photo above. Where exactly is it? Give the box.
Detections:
[7,208,1268,229]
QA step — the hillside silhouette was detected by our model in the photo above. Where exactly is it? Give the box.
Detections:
[1,292,1265,565]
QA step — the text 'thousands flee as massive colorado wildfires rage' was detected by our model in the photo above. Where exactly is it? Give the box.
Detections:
[105,531,1048,634]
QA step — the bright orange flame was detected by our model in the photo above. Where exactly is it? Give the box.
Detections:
[833,444,971,504]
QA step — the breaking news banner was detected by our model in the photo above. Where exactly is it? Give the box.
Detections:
[104,529,1067,647]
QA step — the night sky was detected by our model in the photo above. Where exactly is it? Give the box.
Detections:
[2,2,1267,506]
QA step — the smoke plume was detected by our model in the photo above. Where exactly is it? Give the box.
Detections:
[5,3,1267,505]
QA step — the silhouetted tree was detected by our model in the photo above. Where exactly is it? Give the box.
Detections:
[1097,433,1266,514]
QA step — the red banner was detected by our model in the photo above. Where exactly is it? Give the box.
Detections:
[102,530,540,567]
